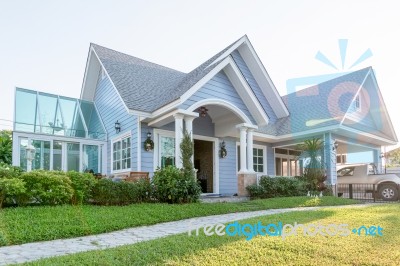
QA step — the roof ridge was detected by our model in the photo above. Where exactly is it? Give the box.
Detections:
[283,66,372,99]
[91,43,185,74]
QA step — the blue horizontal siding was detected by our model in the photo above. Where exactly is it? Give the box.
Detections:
[93,72,136,175]
[219,137,237,195]
[180,71,256,124]
[141,123,154,175]
[231,50,277,123]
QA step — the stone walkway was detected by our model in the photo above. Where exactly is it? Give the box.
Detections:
[0,204,369,265]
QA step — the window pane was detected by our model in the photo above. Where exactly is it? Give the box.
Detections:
[67,143,80,171]
[37,93,58,135]
[282,158,288,176]
[53,141,62,171]
[83,145,99,173]
[160,136,175,168]
[258,165,263,173]
[15,89,37,133]
[32,140,50,170]
[19,138,28,171]
[275,158,281,175]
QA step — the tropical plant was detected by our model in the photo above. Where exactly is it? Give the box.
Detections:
[297,138,326,192]
[0,130,12,165]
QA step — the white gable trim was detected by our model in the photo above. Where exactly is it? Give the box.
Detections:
[207,35,289,118]
[369,72,398,142]
[238,39,289,118]
[180,56,269,126]
[340,68,370,125]
[89,46,130,114]
[186,98,252,125]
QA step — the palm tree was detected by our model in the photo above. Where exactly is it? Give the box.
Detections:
[297,138,326,192]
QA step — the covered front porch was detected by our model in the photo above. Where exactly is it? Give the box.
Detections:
[144,100,260,196]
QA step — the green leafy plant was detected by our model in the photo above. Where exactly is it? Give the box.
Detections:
[0,130,12,165]
[91,178,150,205]
[0,163,24,179]
[0,178,26,207]
[152,165,201,204]
[247,176,308,199]
[66,171,98,205]
[18,171,74,205]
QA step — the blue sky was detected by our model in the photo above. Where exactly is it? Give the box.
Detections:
[0,0,399,156]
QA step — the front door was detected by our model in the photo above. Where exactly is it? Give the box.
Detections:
[194,139,214,193]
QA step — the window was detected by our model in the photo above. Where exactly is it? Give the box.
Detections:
[353,95,361,111]
[237,145,266,173]
[253,148,264,173]
[274,148,303,176]
[160,136,175,168]
[337,167,354,177]
[112,136,131,171]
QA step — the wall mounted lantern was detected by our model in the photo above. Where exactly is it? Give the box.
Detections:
[115,120,121,134]
[219,140,227,158]
[144,132,154,151]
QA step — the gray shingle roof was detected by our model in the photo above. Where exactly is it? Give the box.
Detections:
[257,67,371,136]
[92,36,242,113]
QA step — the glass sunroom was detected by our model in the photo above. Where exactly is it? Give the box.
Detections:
[12,88,107,173]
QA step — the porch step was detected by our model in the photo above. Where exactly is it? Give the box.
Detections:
[200,194,250,203]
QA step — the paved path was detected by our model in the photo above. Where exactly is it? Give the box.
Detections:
[0,204,370,265]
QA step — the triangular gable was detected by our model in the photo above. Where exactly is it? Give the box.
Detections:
[206,35,289,118]
[180,56,269,126]
[341,69,398,142]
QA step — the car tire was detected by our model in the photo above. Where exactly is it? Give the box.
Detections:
[378,184,399,201]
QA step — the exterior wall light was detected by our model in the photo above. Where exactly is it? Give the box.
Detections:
[115,120,121,134]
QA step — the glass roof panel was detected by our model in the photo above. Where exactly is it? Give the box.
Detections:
[14,88,106,140]
[37,92,58,135]
[15,89,37,132]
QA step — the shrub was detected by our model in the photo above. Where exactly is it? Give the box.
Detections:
[152,166,201,203]
[66,171,97,205]
[246,176,308,199]
[18,171,74,205]
[92,178,150,205]
[0,163,23,179]
[0,178,26,207]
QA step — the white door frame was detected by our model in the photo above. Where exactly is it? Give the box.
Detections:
[153,129,220,194]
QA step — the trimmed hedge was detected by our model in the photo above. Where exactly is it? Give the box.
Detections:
[18,171,74,205]
[247,176,308,199]
[92,178,151,205]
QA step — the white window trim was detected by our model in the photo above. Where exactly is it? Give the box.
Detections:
[111,131,132,174]
[12,131,106,173]
[153,129,175,171]
[236,142,267,175]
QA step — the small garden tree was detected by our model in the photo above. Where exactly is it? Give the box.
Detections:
[0,130,12,165]
[297,138,326,193]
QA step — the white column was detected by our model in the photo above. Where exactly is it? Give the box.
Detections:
[184,116,195,140]
[184,116,196,164]
[239,126,247,173]
[174,113,184,168]
[247,129,255,173]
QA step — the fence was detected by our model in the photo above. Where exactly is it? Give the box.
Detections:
[336,183,400,202]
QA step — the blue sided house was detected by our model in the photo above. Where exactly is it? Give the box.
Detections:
[12,35,398,196]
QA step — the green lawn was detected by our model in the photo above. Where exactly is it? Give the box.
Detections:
[0,196,357,246]
[24,204,400,266]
